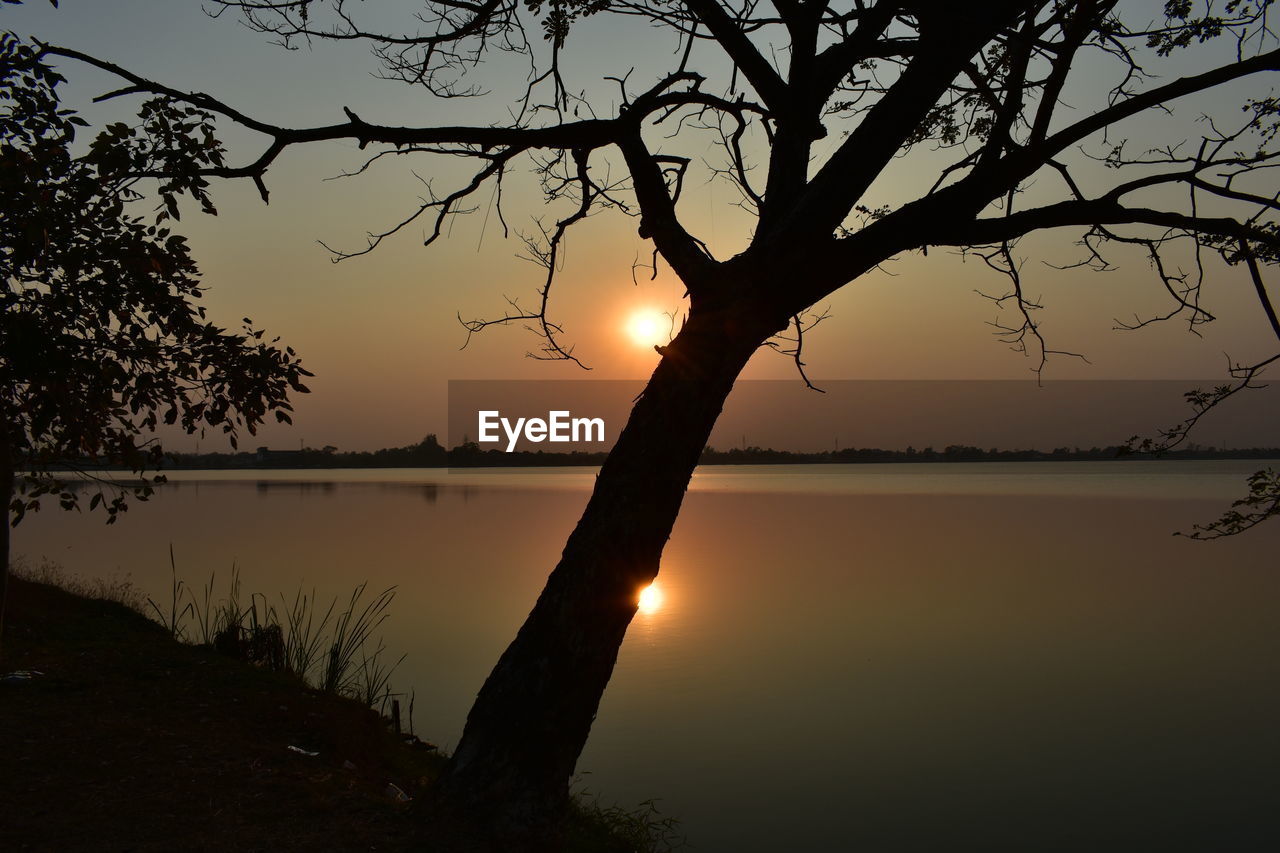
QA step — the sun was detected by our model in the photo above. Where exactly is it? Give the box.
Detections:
[626,310,668,348]
[637,582,664,615]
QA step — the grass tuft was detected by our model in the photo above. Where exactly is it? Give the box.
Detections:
[566,784,685,852]
[144,545,192,637]
[12,556,148,614]
[26,551,408,725]
[320,581,397,695]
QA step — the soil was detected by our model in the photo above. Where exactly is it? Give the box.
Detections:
[0,575,444,852]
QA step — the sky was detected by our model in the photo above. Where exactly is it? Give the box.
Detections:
[5,1,1279,451]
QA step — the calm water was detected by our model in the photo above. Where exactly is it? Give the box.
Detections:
[16,462,1280,850]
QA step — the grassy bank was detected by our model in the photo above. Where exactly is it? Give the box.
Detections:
[0,572,681,852]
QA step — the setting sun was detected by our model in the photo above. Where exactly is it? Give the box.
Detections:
[626,310,668,349]
[637,582,664,615]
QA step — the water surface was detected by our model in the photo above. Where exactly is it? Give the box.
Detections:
[16,462,1280,850]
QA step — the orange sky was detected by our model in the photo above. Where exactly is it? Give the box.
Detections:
[7,1,1279,450]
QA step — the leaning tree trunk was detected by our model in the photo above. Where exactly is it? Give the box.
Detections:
[432,300,777,849]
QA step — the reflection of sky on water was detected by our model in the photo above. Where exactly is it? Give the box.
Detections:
[16,464,1280,851]
[135,459,1276,501]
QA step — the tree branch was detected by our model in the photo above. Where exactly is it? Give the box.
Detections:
[682,0,789,110]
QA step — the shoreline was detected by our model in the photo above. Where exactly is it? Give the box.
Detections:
[0,574,678,852]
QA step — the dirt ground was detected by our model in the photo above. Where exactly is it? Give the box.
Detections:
[1,575,445,852]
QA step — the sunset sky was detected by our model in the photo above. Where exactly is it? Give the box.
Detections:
[7,1,1279,450]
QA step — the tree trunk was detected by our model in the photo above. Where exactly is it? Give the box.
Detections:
[0,426,12,659]
[432,300,776,848]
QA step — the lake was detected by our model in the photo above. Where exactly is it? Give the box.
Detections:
[14,462,1280,850]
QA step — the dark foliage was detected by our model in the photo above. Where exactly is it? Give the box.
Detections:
[0,32,310,524]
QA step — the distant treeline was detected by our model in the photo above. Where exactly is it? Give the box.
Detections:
[156,435,1280,470]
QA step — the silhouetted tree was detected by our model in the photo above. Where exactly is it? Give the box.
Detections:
[26,0,1280,846]
[0,31,310,650]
